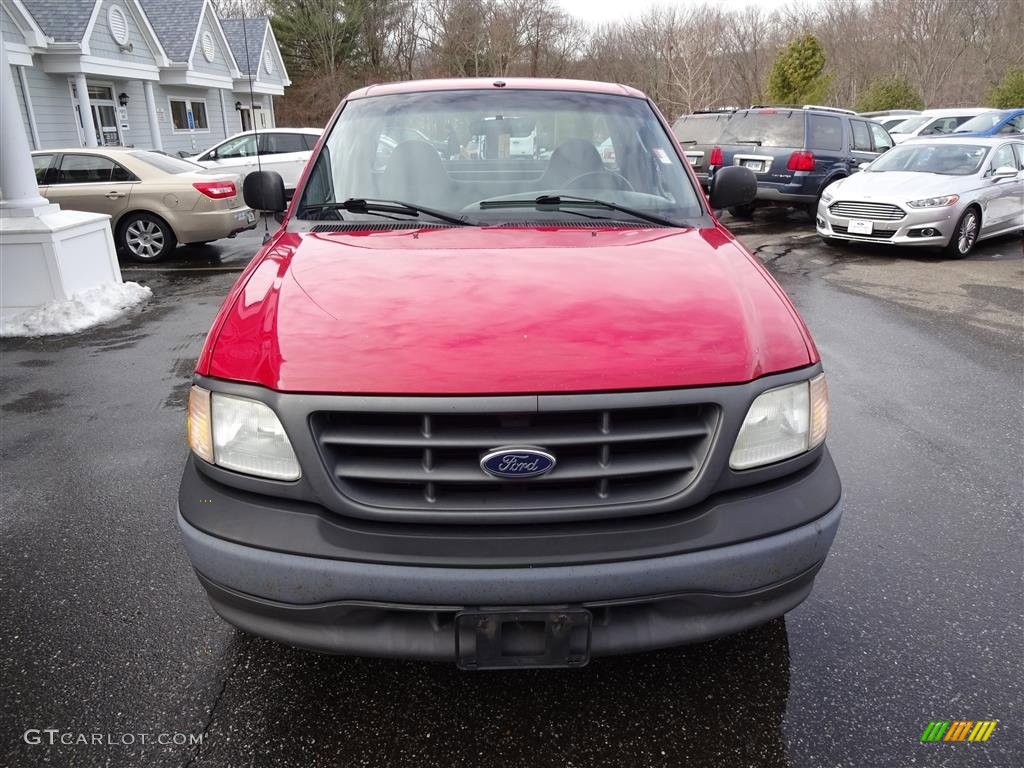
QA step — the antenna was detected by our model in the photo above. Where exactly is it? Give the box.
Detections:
[240,10,271,242]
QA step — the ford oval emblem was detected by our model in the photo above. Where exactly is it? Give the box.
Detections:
[480,447,556,479]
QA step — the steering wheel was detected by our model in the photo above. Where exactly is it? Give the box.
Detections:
[564,171,634,192]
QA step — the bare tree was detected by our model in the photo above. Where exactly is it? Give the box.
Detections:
[214,0,269,19]
[268,0,1022,127]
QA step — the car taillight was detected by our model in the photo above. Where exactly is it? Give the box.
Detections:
[708,146,723,167]
[192,181,237,199]
[786,151,816,172]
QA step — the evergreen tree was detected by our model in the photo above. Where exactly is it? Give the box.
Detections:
[766,35,833,105]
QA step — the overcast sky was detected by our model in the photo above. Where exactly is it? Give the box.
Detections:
[557,0,815,25]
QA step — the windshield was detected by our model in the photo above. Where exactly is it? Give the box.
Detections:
[130,151,203,174]
[716,111,804,147]
[867,143,989,175]
[297,89,702,225]
[672,114,728,144]
[954,112,1006,133]
[879,117,910,130]
[889,115,931,133]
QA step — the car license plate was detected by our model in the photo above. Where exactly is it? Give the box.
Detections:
[741,159,764,172]
[848,219,873,235]
[455,609,591,670]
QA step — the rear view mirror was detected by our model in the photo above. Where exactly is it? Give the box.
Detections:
[991,165,1018,180]
[243,170,286,212]
[708,165,757,211]
[469,117,536,138]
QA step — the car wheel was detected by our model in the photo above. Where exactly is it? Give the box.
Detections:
[942,207,980,259]
[119,213,176,262]
[728,204,756,219]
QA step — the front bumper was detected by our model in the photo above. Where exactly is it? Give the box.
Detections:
[177,451,843,659]
[816,200,956,246]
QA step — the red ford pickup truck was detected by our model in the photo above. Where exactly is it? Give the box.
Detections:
[179,78,841,669]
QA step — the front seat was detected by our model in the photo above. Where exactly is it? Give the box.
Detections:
[540,138,605,189]
[379,140,449,203]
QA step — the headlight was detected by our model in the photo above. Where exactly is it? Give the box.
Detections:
[906,194,959,208]
[187,386,301,480]
[820,188,834,204]
[729,373,829,470]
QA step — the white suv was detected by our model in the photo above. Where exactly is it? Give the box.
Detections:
[191,128,323,192]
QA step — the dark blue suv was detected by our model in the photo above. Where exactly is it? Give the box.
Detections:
[707,106,894,218]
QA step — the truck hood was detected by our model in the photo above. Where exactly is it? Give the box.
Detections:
[206,225,814,394]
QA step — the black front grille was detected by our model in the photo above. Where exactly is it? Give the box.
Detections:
[832,224,896,239]
[310,404,718,513]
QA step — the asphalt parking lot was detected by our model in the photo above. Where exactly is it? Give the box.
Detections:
[1,214,1021,767]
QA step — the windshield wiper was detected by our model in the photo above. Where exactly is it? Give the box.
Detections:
[301,198,471,226]
[479,194,679,227]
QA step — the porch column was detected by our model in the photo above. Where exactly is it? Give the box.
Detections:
[16,66,41,150]
[143,80,162,151]
[219,88,230,139]
[1,49,49,212]
[74,72,98,147]
[2,37,123,325]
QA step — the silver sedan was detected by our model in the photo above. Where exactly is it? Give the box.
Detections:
[816,136,1024,257]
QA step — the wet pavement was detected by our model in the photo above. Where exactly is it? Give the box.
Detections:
[1,216,1021,767]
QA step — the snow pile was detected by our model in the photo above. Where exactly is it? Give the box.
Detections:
[1,281,152,337]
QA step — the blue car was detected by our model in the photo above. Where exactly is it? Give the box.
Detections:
[707,106,895,219]
[950,108,1024,137]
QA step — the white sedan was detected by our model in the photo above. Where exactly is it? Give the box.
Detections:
[190,128,323,193]
[816,136,1024,257]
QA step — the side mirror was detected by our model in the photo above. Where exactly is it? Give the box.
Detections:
[991,165,1018,181]
[708,165,757,210]
[858,162,870,171]
[243,170,286,212]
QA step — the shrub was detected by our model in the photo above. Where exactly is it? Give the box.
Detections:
[854,75,925,112]
[986,68,1024,109]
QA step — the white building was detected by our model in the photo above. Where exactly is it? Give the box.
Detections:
[3,0,290,157]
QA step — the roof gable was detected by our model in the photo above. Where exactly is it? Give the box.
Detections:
[187,1,238,74]
[87,0,160,64]
[258,21,289,85]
